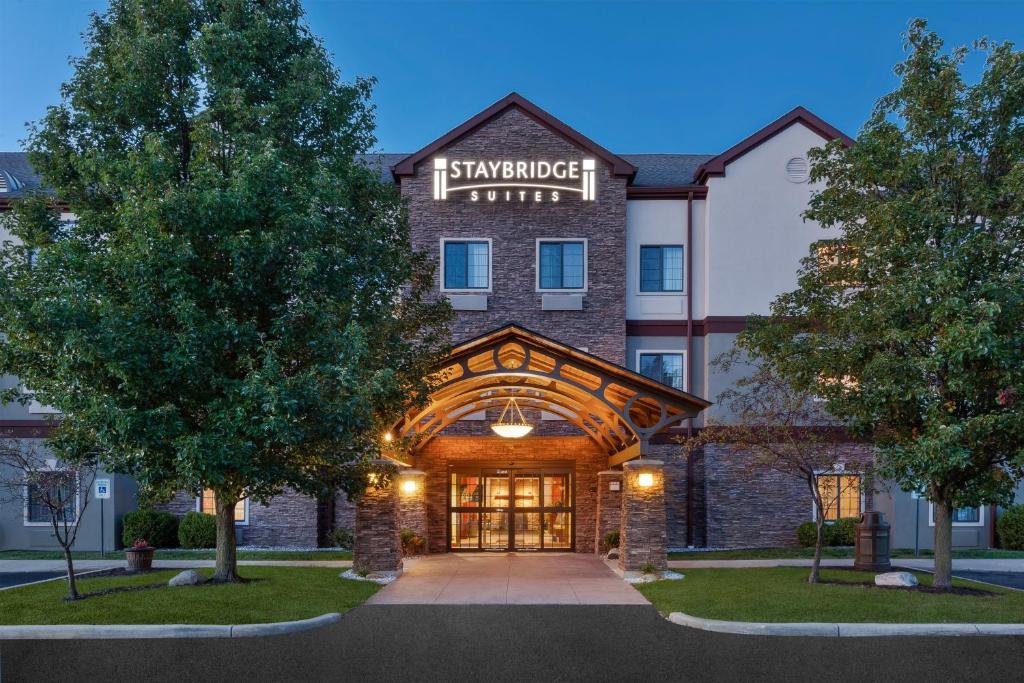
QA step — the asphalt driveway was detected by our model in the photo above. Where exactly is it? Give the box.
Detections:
[953,571,1024,590]
[2,605,1021,682]
[0,572,65,590]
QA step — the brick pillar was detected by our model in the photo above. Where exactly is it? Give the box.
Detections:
[595,470,623,553]
[619,460,667,572]
[397,469,427,551]
[353,475,402,575]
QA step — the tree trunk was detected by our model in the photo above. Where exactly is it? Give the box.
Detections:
[809,517,824,584]
[213,493,240,583]
[62,546,79,600]
[932,499,954,590]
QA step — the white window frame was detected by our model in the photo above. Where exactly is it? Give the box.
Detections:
[535,238,588,293]
[23,467,80,527]
[635,349,688,392]
[440,238,493,293]
[196,494,250,526]
[928,503,985,527]
[810,468,865,522]
[636,244,686,296]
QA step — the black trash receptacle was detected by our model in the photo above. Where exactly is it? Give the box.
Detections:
[854,511,891,571]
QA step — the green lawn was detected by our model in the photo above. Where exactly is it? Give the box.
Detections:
[0,567,377,625]
[637,567,1024,623]
[667,547,1024,561]
[0,549,352,561]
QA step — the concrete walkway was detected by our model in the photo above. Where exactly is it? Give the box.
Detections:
[667,558,1024,572]
[0,559,351,573]
[368,553,650,605]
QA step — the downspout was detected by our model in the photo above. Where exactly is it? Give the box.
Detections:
[686,191,695,547]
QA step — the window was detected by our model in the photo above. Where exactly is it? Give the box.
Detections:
[197,489,248,524]
[928,503,984,527]
[639,245,684,292]
[25,477,76,525]
[537,240,586,290]
[815,474,861,521]
[638,352,685,391]
[442,239,490,290]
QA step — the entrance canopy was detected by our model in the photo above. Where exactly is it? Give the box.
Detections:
[394,325,710,466]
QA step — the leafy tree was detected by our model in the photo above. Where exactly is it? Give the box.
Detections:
[740,20,1024,589]
[0,0,450,582]
[0,434,99,599]
[684,349,865,584]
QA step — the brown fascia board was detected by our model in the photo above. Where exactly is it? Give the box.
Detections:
[626,186,708,199]
[694,106,855,184]
[391,92,638,181]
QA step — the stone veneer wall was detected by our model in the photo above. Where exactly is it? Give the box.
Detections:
[414,435,605,554]
[650,442,706,549]
[155,488,318,547]
[402,106,628,364]
[595,470,622,552]
[619,460,667,571]
[704,442,875,548]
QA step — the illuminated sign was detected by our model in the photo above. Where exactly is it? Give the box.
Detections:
[433,158,596,203]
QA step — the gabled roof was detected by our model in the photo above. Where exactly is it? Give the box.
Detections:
[391,93,638,180]
[694,106,854,183]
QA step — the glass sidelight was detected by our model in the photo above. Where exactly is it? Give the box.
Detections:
[449,465,574,551]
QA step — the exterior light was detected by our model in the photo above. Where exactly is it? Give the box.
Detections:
[490,397,533,439]
[402,479,417,494]
[638,472,655,488]
[383,431,393,443]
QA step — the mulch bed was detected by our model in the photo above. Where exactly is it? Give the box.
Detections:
[818,570,997,597]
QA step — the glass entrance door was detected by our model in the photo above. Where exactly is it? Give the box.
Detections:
[449,465,574,552]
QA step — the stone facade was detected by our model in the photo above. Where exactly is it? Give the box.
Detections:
[703,442,875,548]
[403,106,628,363]
[353,480,402,573]
[595,470,622,552]
[397,469,428,543]
[619,460,667,571]
[414,435,604,554]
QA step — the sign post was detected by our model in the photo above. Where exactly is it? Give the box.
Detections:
[911,488,924,557]
[95,479,111,558]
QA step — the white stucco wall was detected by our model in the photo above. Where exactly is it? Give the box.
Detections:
[702,123,834,317]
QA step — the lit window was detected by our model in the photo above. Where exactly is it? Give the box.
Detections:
[198,489,246,523]
[639,246,683,292]
[639,353,684,390]
[25,477,76,524]
[816,474,861,521]
[443,240,490,290]
[953,507,980,524]
[539,240,585,290]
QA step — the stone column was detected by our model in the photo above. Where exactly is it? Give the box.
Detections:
[595,470,623,553]
[397,469,428,552]
[353,474,402,576]
[619,460,667,572]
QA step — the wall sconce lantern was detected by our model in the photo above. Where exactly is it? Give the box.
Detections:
[401,479,417,494]
[637,472,655,488]
[383,431,393,443]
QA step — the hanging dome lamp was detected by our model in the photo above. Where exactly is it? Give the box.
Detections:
[490,396,533,439]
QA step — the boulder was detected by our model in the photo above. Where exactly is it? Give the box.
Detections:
[606,548,620,560]
[874,571,918,588]
[168,569,206,587]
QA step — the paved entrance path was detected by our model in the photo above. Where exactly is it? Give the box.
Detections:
[368,553,649,605]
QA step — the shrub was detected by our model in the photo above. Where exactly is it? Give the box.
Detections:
[329,527,354,549]
[178,511,217,549]
[121,509,179,549]
[997,505,1024,550]
[796,521,821,547]
[601,530,620,553]
[400,528,425,556]
[831,517,858,546]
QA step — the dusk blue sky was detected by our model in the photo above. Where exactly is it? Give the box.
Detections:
[3,1,1023,154]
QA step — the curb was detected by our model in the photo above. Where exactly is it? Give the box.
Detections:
[667,612,1024,637]
[0,612,341,640]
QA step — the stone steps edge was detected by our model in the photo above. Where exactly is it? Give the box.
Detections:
[0,612,341,640]
[667,612,1024,637]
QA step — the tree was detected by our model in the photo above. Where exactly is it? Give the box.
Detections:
[0,434,98,599]
[685,349,865,583]
[739,20,1024,589]
[0,0,451,583]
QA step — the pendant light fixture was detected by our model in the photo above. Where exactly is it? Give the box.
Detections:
[490,396,533,438]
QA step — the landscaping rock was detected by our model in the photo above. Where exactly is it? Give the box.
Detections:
[874,571,918,587]
[168,570,206,587]
[606,548,619,560]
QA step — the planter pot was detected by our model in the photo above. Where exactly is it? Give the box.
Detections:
[126,547,155,571]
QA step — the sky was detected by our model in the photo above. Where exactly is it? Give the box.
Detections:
[2,1,1024,154]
